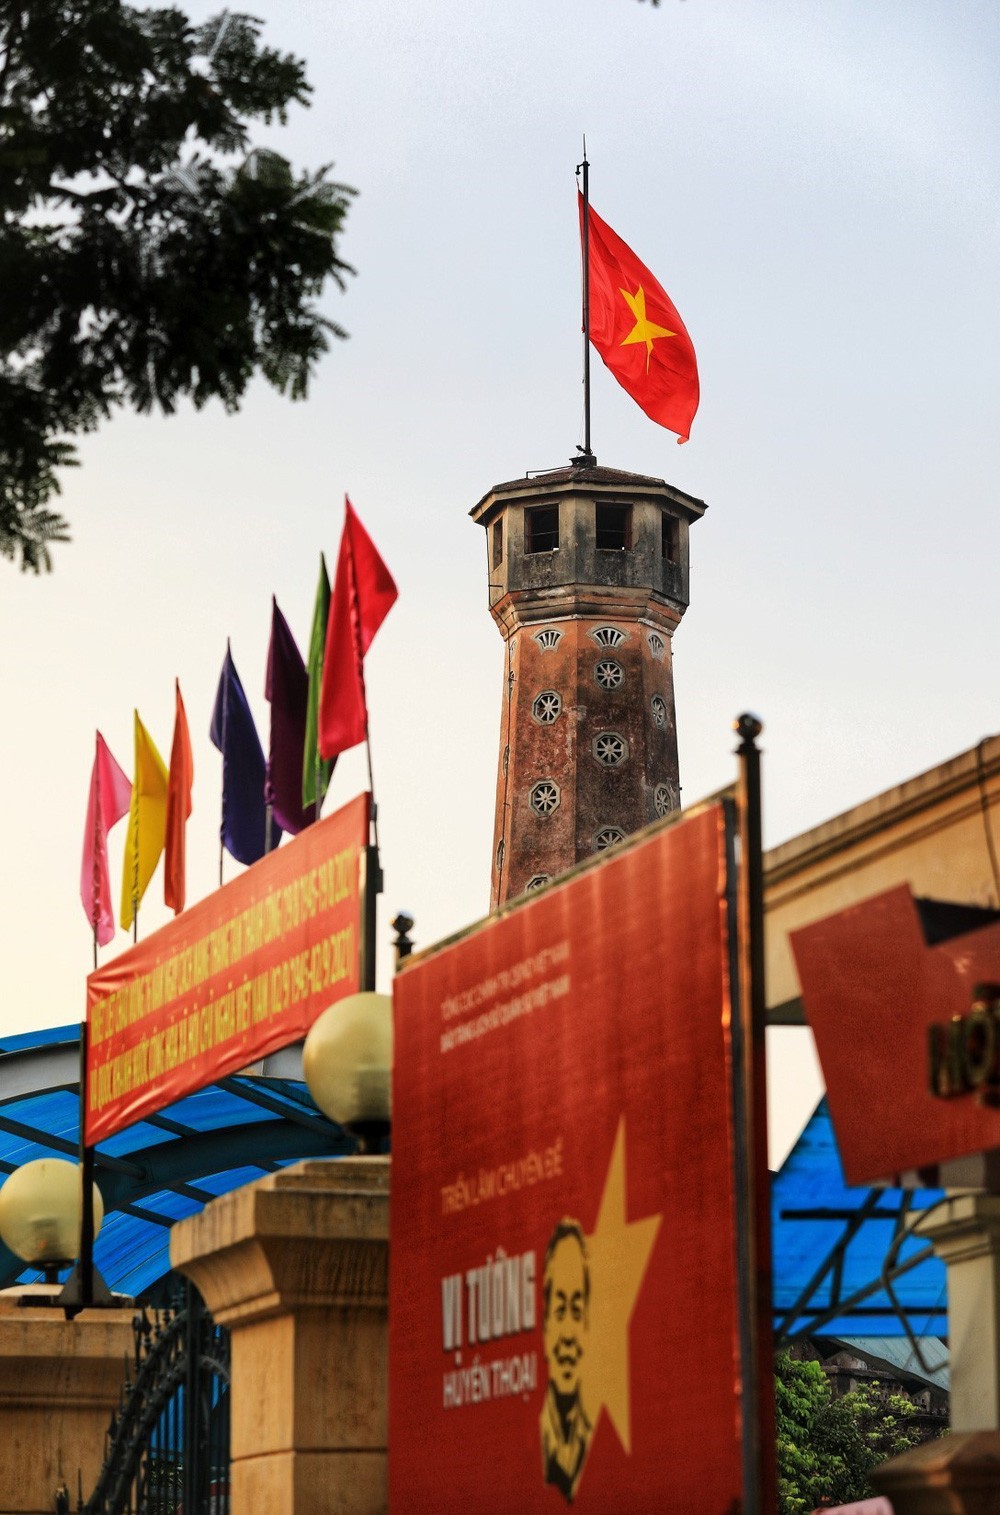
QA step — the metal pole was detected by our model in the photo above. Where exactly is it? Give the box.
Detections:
[577,140,594,466]
[360,843,381,994]
[78,1019,95,1309]
[732,712,775,1515]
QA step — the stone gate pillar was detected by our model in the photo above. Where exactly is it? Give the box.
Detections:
[0,1288,133,1515]
[170,1156,389,1515]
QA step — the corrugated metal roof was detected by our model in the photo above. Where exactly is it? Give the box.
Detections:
[0,1024,354,1298]
[832,1335,949,1393]
[772,1099,947,1337]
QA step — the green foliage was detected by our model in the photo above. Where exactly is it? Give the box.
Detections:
[0,2,354,569]
[775,1348,927,1513]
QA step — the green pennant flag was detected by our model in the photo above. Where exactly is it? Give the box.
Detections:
[302,552,335,813]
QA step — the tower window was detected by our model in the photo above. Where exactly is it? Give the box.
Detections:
[596,503,632,551]
[534,628,563,650]
[593,826,626,851]
[532,690,562,725]
[492,519,503,569]
[594,659,624,691]
[662,513,680,563]
[647,632,665,660]
[593,732,628,768]
[530,780,561,816]
[591,625,626,648]
[525,505,559,554]
[654,783,678,817]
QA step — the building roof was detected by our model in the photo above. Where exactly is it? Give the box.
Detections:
[470,462,707,523]
[771,1098,947,1338]
[828,1334,949,1394]
[0,1023,353,1299]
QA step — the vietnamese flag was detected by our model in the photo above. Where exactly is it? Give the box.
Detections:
[80,732,132,946]
[164,679,194,914]
[580,192,699,443]
[318,498,398,761]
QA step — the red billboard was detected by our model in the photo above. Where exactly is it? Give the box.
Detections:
[792,883,1000,1185]
[85,794,369,1144]
[390,803,753,1514]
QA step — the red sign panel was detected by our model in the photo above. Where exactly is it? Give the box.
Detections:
[791,884,1000,1184]
[85,794,368,1144]
[390,805,747,1514]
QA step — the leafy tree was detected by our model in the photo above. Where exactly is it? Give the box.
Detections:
[0,3,353,570]
[775,1348,928,1513]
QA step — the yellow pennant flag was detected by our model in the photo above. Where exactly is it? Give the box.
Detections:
[120,710,169,932]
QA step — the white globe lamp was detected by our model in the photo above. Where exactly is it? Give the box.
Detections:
[0,1158,104,1279]
[303,992,393,1152]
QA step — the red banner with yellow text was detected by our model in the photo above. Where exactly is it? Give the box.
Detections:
[85,794,369,1144]
[390,802,753,1514]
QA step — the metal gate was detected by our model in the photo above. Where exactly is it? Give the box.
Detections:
[71,1279,230,1515]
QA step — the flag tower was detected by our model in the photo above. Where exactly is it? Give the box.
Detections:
[472,463,705,907]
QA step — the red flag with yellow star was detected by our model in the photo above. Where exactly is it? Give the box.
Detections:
[580,193,699,443]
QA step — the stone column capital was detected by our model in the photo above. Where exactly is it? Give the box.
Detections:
[918,1193,1000,1267]
[170,1156,389,1328]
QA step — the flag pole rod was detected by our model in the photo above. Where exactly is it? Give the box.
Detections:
[220,641,229,886]
[364,724,380,855]
[132,812,139,945]
[77,1019,95,1308]
[575,138,595,467]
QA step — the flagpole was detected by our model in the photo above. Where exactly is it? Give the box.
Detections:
[91,734,101,970]
[576,138,595,467]
[78,1019,95,1307]
[132,791,139,945]
[220,641,229,886]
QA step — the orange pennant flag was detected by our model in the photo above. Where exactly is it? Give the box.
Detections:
[164,680,194,913]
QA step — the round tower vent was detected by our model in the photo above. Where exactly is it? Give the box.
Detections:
[532,690,562,725]
[654,782,679,818]
[593,826,626,851]
[647,631,666,660]
[594,659,624,691]
[592,732,628,768]
[524,875,551,893]
[530,780,561,816]
[650,695,667,729]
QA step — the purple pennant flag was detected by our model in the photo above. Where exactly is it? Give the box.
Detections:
[265,598,314,835]
[210,642,279,866]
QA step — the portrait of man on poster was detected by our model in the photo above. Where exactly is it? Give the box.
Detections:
[539,1217,593,1504]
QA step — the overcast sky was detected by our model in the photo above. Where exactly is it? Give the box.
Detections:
[2,0,997,1161]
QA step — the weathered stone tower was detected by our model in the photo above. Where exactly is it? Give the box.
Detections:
[472,462,706,907]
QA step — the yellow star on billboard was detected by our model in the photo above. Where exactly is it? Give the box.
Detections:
[619,285,675,372]
[585,1119,662,1454]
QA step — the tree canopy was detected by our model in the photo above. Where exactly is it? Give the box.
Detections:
[776,1348,929,1513]
[0,3,353,569]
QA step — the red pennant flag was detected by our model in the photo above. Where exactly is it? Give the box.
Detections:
[164,679,194,913]
[318,497,398,761]
[80,732,132,946]
[580,192,699,443]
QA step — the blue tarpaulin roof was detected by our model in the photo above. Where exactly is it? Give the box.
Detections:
[2,1029,950,1333]
[0,1023,354,1299]
[772,1099,947,1338]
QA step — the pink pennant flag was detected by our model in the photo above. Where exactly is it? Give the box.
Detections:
[80,732,132,946]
